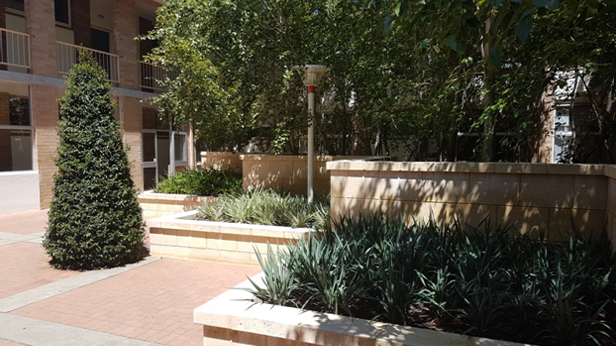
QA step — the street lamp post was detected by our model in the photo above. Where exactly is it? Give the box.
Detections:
[294,65,328,203]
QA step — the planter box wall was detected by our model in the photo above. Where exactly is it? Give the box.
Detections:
[201,152,242,173]
[148,210,313,265]
[194,274,531,346]
[138,192,216,220]
[328,161,616,244]
[241,155,374,197]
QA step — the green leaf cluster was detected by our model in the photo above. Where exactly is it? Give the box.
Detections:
[43,51,145,270]
[153,168,242,196]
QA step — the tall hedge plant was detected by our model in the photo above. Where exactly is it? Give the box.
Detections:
[44,52,145,270]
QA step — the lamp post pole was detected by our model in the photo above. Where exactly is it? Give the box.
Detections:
[293,65,328,204]
[307,85,315,204]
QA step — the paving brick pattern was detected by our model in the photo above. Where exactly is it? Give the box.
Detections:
[0,210,48,234]
[0,242,78,299]
[12,258,261,346]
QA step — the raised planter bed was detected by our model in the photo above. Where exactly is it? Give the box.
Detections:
[147,210,314,265]
[194,274,532,346]
[137,191,217,219]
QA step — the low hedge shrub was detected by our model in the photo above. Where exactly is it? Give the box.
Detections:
[197,189,329,230]
[153,168,242,196]
[250,215,616,346]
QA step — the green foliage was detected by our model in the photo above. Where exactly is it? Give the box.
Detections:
[198,189,329,229]
[153,168,242,196]
[245,244,299,307]
[250,215,616,345]
[43,51,145,270]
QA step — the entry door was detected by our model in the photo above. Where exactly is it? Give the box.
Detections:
[141,130,158,190]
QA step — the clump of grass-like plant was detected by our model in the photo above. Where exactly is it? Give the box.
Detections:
[153,168,242,196]
[197,189,329,229]
[247,215,616,346]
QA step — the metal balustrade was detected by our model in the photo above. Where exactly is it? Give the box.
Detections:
[0,29,31,68]
[56,42,120,83]
[139,61,177,91]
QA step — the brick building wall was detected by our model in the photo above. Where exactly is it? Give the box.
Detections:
[25,0,57,77]
[32,85,62,208]
[0,92,12,171]
[113,0,139,89]
[120,96,144,191]
[533,89,555,163]
[71,0,91,47]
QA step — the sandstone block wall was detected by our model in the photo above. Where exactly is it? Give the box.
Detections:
[201,152,242,173]
[242,155,372,197]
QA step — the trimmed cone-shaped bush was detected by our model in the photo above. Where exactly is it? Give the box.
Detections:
[44,52,145,270]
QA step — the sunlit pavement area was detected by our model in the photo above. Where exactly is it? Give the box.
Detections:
[0,211,262,346]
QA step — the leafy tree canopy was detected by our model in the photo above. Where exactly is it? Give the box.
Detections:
[145,0,616,162]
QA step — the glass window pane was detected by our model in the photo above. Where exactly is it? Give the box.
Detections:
[55,0,70,25]
[143,168,157,190]
[10,97,30,126]
[6,0,24,12]
[142,132,156,162]
[0,129,32,171]
[174,133,186,162]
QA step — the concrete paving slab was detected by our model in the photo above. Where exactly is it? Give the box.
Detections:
[0,314,165,346]
[0,239,19,246]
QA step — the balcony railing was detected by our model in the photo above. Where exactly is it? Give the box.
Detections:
[56,42,120,83]
[139,61,177,91]
[0,28,31,68]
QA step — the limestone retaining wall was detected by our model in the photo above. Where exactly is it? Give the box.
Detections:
[138,192,216,220]
[148,210,313,265]
[327,162,615,243]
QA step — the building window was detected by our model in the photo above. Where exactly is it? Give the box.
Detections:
[6,0,24,13]
[55,0,70,26]
[0,93,33,172]
[552,107,574,163]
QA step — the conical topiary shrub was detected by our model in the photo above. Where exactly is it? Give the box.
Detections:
[43,51,145,270]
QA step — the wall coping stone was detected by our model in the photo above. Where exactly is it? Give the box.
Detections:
[148,210,313,239]
[194,273,532,346]
[137,191,216,202]
[327,161,614,176]
[240,154,375,162]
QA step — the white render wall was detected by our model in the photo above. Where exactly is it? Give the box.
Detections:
[0,171,40,215]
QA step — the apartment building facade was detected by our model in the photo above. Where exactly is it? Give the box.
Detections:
[0,0,193,215]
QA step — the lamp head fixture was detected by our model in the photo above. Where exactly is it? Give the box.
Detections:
[293,65,329,87]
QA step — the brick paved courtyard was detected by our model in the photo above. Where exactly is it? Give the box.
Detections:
[0,211,262,346]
